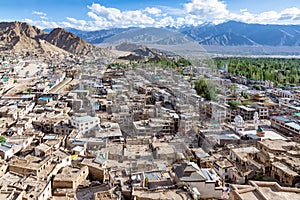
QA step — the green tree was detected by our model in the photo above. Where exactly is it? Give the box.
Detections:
[241,92,250,99]
[214,57,300,86]
[145,176,149,187]
[277,73,284,83]
[228,84,237,96]
[228,100,241,107]
[0,136,5,144]
[194,78,217,101]
[253,84,261,90]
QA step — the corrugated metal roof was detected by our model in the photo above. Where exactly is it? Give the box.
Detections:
[270,116,292,123]
[285,122,300,131]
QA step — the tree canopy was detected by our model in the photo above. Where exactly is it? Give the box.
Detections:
[214,57,300,86]
[194,78,217,101]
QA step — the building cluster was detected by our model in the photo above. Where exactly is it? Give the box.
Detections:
[0,55,299,200]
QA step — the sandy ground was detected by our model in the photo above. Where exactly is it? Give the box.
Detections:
[17,62,48,78]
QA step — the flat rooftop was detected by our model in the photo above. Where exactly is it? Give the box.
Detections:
[272,162,299,176]
[231,181,300,200]
[133,189,190,200]
[258,139,298,152]
[240,129,287,140]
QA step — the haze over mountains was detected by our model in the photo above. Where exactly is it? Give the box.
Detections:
[50,21,300,47]
[184,21,300,46]
[3,20,300,57]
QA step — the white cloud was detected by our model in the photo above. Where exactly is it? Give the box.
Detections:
[155,16,175,27]
[25,1,300,30]
[158,6,185,16]
[32,11,47,16]
[32,10,48,20]
[87,3,122,22]
[240,9,248,13]
[25,19,60,29]
[86,3,156,28]
[40,16,48,20]
[176,15,202,27]
[144,7,162,16]
[229,7,300,24]
[66,17,87,26]
[184,0,229,19]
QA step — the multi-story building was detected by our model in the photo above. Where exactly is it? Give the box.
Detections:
[205,102,227,123]
[70,115,100,133]
[237,105,256,121]
[271,162,300,186]
[270,116,300,137]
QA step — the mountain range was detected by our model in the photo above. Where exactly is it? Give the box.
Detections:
[58,21,300,47]
[2,21,300,57]
[183,21,300,46]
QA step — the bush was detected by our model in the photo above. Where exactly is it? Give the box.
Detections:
[254,173,263,181]
[228,100,241,107]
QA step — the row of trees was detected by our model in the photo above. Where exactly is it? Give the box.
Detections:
[148,57,192,69]
[214,57,300,86]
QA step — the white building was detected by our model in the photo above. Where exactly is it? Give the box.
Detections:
[70,115,100,133]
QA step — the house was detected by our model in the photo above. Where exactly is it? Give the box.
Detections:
[173,162,223,199]
[53,122,74,134]
[0,172,52,200]
[256,139,299,175]
[213,157,234,181]
[51,148,72,168]
[270,116,300,137]
[143,171,173,189]
[98,122,122,139]
[0,159,8,176]
[72,146,86,156]
[237,105,256,121]
[37,96,53,105]
[229,147,262,184]
[8,155,53,177]
[70,115,100,133]
[80,158,106,182]
[34,143,52,157]
[271,162,300,187]
[53,166,89,190]
[132,188,190,200]
[230,180,300,200]
[0,143,14,160]
[205,102,227,123]
[151,142,177,162]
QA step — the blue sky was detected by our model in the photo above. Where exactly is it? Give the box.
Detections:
[1,0,300,30]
